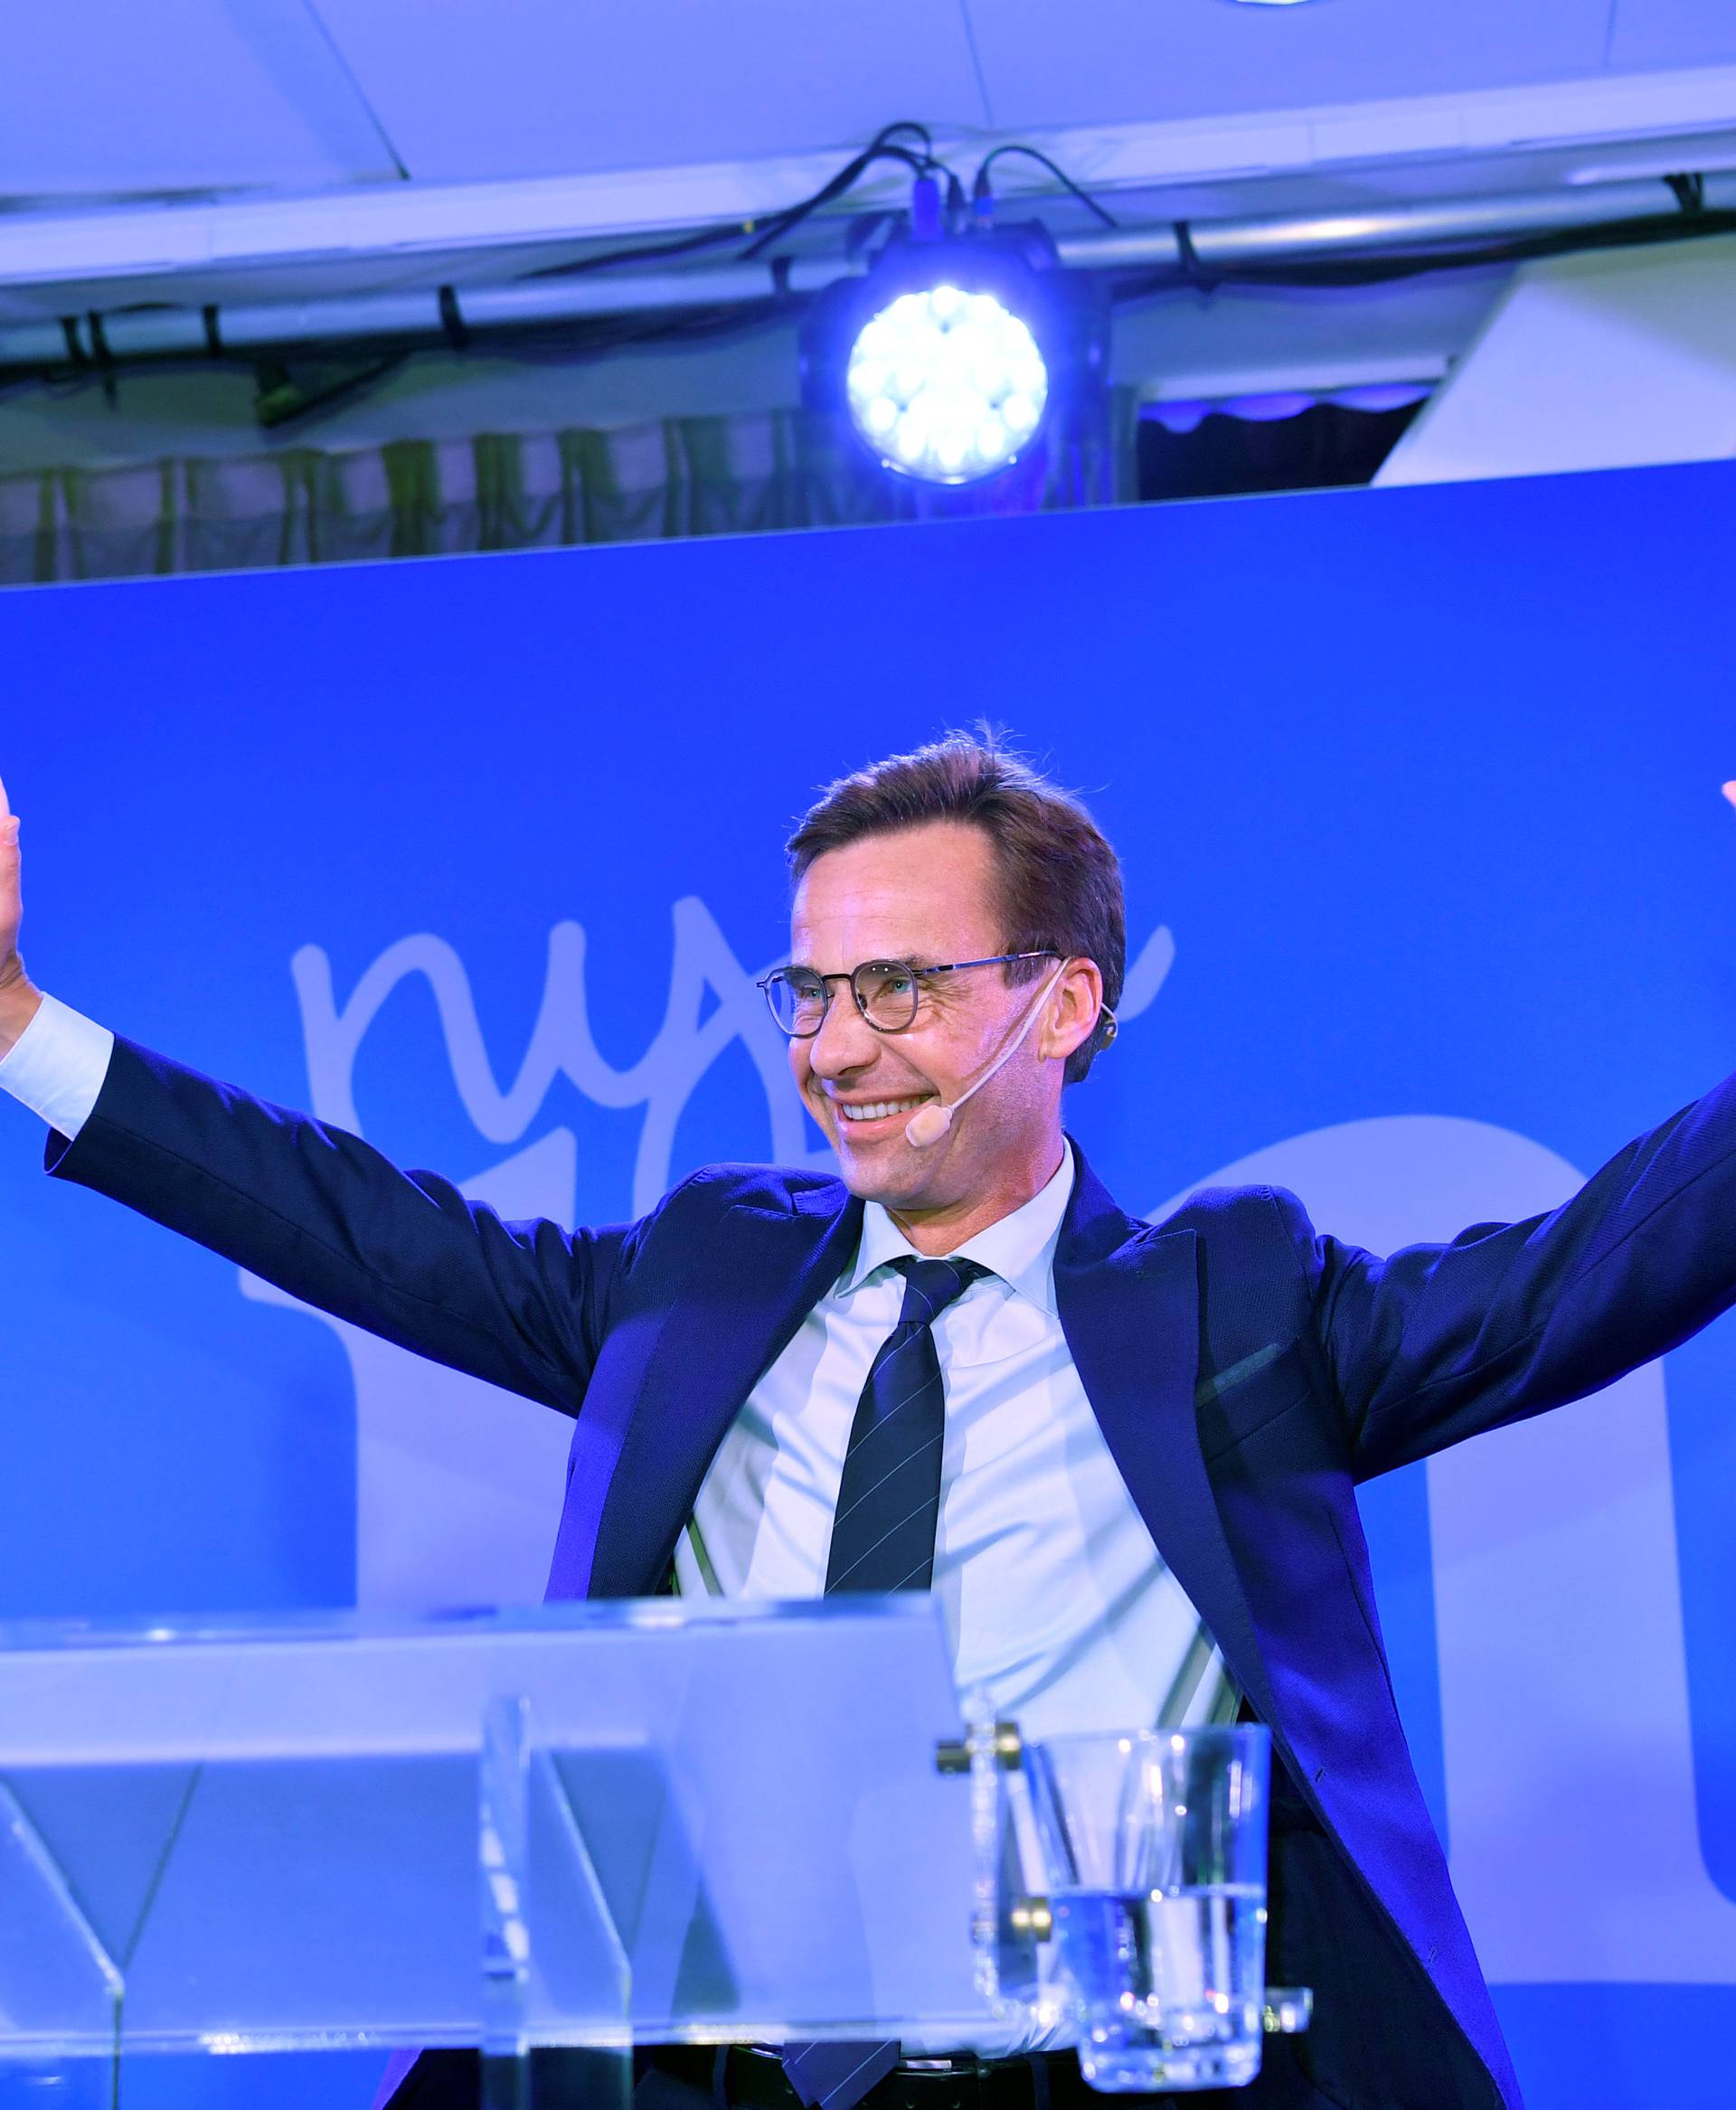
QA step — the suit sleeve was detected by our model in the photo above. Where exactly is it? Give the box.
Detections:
[1278,1067,1736,1479]
[46,1037,632,1415]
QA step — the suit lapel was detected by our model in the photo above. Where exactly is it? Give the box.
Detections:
[585,1182,863,1599]
[1054,1149,1278,1728]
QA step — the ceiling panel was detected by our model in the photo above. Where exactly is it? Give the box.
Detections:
[966,0,1613,135]
[1607,0,1736,71]
[0,0,401,203]
[315,0,990,184]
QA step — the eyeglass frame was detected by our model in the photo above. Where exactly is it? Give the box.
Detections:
[756,949,1062,1039]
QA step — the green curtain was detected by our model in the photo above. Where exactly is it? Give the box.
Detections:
[0,397,1138,586]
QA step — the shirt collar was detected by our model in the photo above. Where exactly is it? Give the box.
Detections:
[838,1141,1076,1318]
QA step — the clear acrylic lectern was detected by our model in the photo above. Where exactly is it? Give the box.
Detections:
[0,1599,1306,2107]
[0,1598,987,2107]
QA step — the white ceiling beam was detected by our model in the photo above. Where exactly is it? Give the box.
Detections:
[14,174,1736,381]
[4,64,1736,300]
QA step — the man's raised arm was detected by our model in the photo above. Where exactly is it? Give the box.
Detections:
[0,769,634,1418]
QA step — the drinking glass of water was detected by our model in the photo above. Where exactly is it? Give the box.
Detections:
[1025,1726,1270,2092]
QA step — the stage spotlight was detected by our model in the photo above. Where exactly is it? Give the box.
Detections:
[802,197,1105,487]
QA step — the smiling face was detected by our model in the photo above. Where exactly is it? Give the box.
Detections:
[788,819,1102,1252]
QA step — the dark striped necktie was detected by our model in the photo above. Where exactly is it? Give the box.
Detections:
[783,1254,986,2110]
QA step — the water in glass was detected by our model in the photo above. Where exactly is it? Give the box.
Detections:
[1026,1728,1269,2093]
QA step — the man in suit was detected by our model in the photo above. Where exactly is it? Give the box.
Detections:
[3,738,1733,2110]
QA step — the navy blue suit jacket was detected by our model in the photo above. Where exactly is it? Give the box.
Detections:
[47,1041,1736,2110]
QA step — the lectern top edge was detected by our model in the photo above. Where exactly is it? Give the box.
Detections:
[0,1593,942,1657]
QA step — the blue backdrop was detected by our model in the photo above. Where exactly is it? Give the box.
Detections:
[4,459,1735,2109]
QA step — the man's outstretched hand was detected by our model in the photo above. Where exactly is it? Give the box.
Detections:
[0,772,42,1058]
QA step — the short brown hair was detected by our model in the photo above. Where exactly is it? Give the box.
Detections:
[787,731,1124,1085]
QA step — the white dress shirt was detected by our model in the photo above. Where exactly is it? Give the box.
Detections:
[677,1143,1232,1742]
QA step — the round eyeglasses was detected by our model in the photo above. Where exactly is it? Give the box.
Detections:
[757,951,1060,1038]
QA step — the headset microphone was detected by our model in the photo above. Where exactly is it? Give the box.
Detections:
[905,959,1071,1148]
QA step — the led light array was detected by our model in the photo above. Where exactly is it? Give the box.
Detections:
[845,285,1049,485]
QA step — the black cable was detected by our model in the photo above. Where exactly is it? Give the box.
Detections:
[974,145,1119,230]
[386,290,804,373]
[1172,221,1218,293]
[527,124,948,281]
[253,350,409,429]
[438,285,468,351]
[1106,193,1736,298]
[86,312,119,406]
[737,140,948,261]
[874,121,934,158]
[524,217,773,282]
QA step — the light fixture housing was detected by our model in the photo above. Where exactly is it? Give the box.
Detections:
[802,221,1106,487]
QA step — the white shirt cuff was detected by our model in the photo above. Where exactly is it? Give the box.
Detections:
[0,994,116,1140]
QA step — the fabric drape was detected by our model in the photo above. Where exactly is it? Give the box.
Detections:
[0,396,1137,586]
